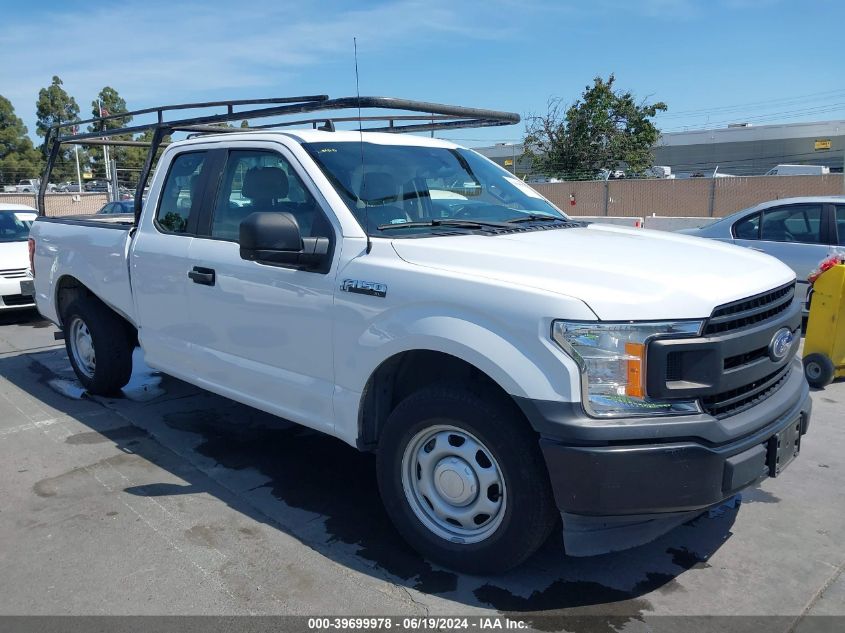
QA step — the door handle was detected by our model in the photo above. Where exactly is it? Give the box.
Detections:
[188,266,216,286]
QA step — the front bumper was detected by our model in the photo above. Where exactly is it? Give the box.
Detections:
[0,278,36,311]
[516,357,811,554]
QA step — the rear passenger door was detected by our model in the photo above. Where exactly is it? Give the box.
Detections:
[131,150,212,378]
[733,203,834,306]
[185,145,339,433]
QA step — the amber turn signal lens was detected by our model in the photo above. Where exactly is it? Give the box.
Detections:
[625,342,645,397]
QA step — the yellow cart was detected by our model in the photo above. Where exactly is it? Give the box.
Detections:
[803,264,845,388]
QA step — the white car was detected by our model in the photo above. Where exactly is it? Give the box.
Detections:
[31,115,811,573]
[0,204,37,311]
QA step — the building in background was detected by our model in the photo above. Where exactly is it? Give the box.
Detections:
[474,119,845,178]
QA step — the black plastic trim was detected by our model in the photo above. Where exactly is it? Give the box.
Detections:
[534,380,811,516]
[34,216,133,230]
[646,292,801,401]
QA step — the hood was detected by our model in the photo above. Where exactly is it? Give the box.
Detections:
[0,240,30,270]
[391,223,796,321]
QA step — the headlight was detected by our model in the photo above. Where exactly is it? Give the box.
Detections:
[552,320,703,418]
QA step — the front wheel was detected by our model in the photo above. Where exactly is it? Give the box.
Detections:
[377,385,558,574]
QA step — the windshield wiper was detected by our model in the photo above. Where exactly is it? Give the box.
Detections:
[377,219,510,231]
[505,214,565,223]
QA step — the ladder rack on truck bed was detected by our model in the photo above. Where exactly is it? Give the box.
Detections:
[39,95,520,223]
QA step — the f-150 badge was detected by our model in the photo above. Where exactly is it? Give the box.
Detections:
[341,279,388,298]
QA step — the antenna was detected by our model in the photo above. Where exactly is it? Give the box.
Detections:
[354,37,372,254]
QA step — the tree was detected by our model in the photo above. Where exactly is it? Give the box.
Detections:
[35,76,81,182]
[88,86,133,184]
[0,96,43,185]
[240,120,250,128]
[523,75,667,180]
[36,76,80,142]
[120,128,171,190]
[89,86,131,130]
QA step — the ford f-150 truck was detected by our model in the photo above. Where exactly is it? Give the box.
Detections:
[30,97,811,574]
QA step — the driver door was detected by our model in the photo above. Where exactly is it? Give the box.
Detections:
[184,145,339,433]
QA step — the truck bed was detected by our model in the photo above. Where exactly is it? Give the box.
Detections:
[31,215,136,327]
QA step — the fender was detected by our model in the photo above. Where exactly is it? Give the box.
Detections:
[332,305,584,447]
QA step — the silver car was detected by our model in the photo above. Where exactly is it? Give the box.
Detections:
[683,196,845,311]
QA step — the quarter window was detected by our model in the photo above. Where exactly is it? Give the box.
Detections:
[760,205,822,244]
[733,213,760,240]
[210,150,329,242]
[156,152,207,234]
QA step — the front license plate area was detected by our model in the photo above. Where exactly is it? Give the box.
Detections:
[20,280,34,297]
[767,417,802,477]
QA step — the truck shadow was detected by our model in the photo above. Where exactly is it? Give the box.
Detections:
[6,348,738,626]
[0,308,52,328]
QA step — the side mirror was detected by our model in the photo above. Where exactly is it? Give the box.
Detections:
[239,212,330,270]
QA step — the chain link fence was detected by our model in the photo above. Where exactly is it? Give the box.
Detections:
[530,174,844,218]
[0,193,108,217]
[4,174,843,220]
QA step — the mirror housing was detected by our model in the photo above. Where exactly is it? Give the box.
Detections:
[239,212,330,270]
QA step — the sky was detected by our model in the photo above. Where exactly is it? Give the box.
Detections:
[1,0,843,148]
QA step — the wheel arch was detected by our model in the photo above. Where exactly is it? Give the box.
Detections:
[357,349,530,451]
[55,275,138,346]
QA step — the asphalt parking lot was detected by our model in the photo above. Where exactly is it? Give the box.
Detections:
[0,308,843,630]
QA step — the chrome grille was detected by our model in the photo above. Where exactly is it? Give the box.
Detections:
[703,282,795,336]
[0,268,29,280]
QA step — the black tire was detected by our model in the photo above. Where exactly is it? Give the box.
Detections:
[804,353,835,389]
[376,384,558,574]
[63,297,133,395]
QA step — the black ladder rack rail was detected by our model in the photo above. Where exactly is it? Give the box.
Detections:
[39,95,520,224]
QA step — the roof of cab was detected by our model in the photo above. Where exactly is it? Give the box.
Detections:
[170,129,463,150]
[0,204,37,212]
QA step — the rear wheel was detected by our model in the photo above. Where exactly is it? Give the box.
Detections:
[63,297,133,395]
[804,353,835,389]
[376,384,558,574]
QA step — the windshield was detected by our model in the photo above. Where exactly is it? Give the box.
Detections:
[303,142,567,237]
[0,211,36,243]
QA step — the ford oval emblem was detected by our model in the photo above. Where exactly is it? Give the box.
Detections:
[769,327,794,362]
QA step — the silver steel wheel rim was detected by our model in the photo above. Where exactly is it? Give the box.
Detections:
[806,362,822,380]
[69,317,96,379]
[401,424,506,544]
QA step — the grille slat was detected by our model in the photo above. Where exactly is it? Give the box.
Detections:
[702,365,790,418]
[0,268,28,279]
[703,282,795,335]
[723,346,769,370]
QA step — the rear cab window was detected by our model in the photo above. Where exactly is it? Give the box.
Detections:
[155,152,207,234]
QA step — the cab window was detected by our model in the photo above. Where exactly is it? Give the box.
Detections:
[155,152,207,234]
[760,205,822,244]
[210,150,330,242]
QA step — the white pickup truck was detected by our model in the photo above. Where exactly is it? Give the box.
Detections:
[30,121,811,573]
